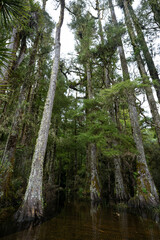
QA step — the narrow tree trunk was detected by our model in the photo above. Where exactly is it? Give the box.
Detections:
[12,35,27,71]
[74,96,78,192]
[86,62,101,202]
[96,0,110,88]
[114,157,127,201]
[42,0,48,11]
[90,143,101,202]
[123,0,160,146]
[128,3,160,102]
[111,0,159,207]
[15,0,65,222]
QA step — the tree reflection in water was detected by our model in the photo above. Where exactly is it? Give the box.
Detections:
[1,202,160,240]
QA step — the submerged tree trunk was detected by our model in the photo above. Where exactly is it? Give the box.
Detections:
[15,0,65,222]
[114,156,127,201]
[128,3,160,102]
[111,0,159,207]
[86,62,101,202]
[89,143,101,202]
[123,0,160,146]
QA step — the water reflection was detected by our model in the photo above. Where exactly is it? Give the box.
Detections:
[0,202,160,240]
[119,209,129,239]
[90,201,100,240]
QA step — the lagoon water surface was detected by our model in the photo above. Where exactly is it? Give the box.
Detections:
[0,202,160,240]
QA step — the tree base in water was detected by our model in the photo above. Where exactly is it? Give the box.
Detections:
[15,199,43,223]
[128,194,159,209]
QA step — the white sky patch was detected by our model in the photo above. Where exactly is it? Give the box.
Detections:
[46,0,75,58]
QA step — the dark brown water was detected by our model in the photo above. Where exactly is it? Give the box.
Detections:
[0,202,160,240]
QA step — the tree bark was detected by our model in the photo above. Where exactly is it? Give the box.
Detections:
[114,156,127,201]
[86,62,101,202]
[89,143,101,202]
[111,0,159,207]
[15,0,65,222]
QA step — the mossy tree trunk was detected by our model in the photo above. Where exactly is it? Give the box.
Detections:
[114,156,128,202]
[86,62,101,202]
[15,0,65,222]
[89,143,101,202]
[112,0,159,207]
[123,0,160,146]
[128,3,160,103]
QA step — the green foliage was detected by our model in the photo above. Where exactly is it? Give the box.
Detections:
[142,187,148,194]
[0,0,29,26]
[99,80,139,100]
[0,38,13,72]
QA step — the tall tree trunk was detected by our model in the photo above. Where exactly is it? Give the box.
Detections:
[15,0,65,222]
[122,0,160,146]
[96,0,110,88]
[96,0,127,202]
[128,3,160,102]
[111,0,159,207]
[86,62,101,202]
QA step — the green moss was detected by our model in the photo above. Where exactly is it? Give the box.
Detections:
[91,175,101,197]
[116,202,128,209]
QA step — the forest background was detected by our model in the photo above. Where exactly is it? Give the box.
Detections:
[0,0,160,222]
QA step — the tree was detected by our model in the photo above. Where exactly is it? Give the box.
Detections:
[119,0,160,146]
[95,0,128,202]
[128,2,160,102]
[110,0,159,207]
[15,0,65,222]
